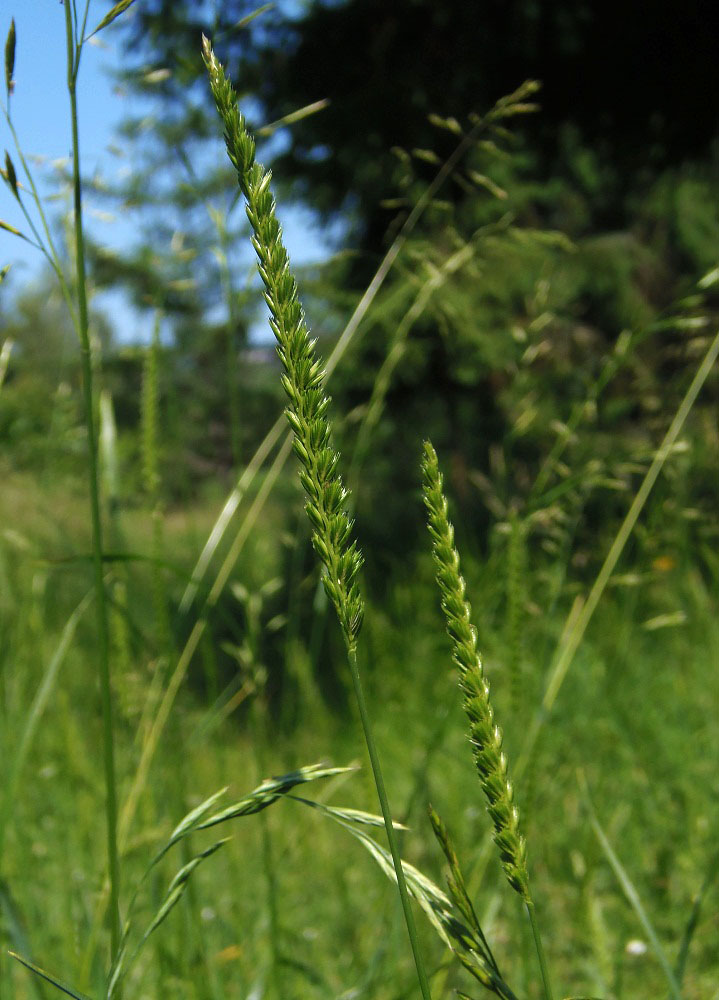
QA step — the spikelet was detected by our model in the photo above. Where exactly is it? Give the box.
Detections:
[422,440,529,901]
[202,37,363,651]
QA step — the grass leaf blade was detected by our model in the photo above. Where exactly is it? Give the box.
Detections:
[0,591,93,856]
[8,952,94,1000]
[674,849,719,986]
[231,3,275,32]
[580,776,682,1000]
[4,151,18,198]
[86,0,137,40]
[4,17,15,96]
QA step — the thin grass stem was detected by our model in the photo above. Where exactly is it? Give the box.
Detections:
[526,901,554,1000]
[346,647,434,1000]
[63,0,121,962]
[674,849,719,988]
[580,774,682,1000]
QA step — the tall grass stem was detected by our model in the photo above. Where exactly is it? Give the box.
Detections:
[526,902,554,1000]
[63,0,121,961]
[142,311,171,657]
[202,37,433,999]
[347,647,434,1000]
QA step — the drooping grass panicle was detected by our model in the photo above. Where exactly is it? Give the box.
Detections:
[201,35,363,651]
[422,440,529,902]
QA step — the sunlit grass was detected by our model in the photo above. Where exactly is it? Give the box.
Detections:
[1,4,718,999]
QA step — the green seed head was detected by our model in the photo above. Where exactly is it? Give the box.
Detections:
[203,36,364,650]
[422,440,530,901]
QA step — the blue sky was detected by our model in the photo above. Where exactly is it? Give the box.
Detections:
[0,0,335,343]
[0,2,124,281]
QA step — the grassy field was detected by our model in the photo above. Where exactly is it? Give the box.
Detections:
[1,443,718,999]
[2,5,718,999]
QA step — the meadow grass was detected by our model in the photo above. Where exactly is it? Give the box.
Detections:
[1,6,718,1000]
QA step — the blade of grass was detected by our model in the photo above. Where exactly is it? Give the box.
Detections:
[674,849,719,987]
[0,882,48,1000]
[0,336,13,391]
[8,953,94,1000]
[0,589,92,859]
[579,773,682,1000]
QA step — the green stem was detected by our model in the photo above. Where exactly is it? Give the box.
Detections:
[250,692,282,1000]
[63,1,121,962]
[2,108,79,326]
[526,900,554,1000]
[258,763,281,999]
[346,648,433,1000]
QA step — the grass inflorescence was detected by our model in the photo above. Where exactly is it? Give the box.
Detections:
[202,36,363,652]
[423,440,554,999]
[423,441,529,902]
[202,34,433,1000]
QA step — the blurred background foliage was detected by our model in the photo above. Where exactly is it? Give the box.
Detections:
[11,4,719,577]
[1,3,719,997]
[2,0,718,586]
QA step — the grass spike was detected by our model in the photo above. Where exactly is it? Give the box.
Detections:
[422,441,529,901]
[423,440,554,999]
[4,18,15,97]
[202,36,363,651]
[202,35,432,1000]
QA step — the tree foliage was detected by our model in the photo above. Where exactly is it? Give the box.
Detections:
[84,0,719,569]
[124,0,719,248]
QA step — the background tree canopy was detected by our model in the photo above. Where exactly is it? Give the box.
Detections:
[6,0,719,568]
[126,0,719,248]
[11,0,701,568]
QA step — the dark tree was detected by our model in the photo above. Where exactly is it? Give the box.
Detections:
[124,0,719,249]
[109,0,719,568]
